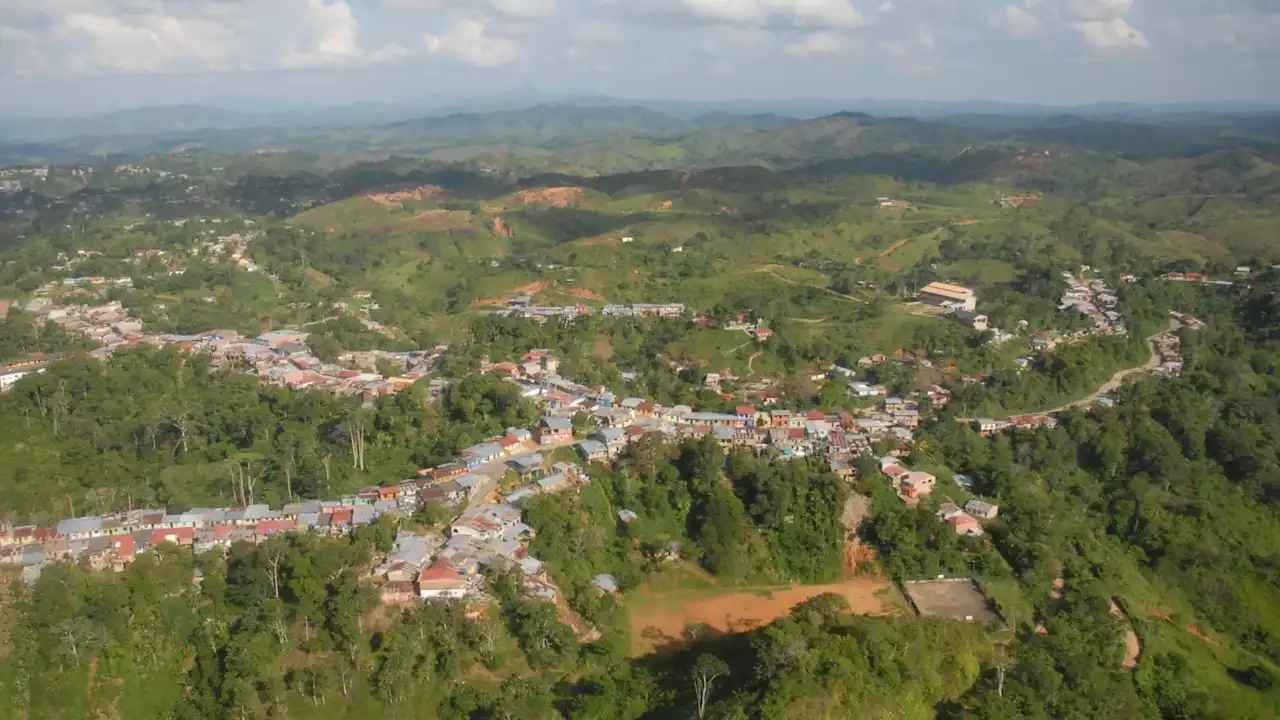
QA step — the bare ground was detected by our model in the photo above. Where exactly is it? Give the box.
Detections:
[629,578,901,656]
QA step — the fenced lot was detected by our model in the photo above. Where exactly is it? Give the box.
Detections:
[904,578,1004,626]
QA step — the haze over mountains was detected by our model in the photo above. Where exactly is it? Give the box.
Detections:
[4,92,1280,144]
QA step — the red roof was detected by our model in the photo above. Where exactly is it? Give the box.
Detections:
[255,519,297,534]
[330,509,354,525]
[807,411,825,421]
[150,527,195,545]
[788,428,805,439]
[736,405,756,416]
[111,534,135,559]
[637,401,654,412]
[625,425,646,437]
[498,435,522,448]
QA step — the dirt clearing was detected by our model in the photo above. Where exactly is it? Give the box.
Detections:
[509,187,584,207]
[414,209,473,230]
[630,578,902,656]
[366,185,447,207]
[904,579,1003,625]
[592,334,614,360]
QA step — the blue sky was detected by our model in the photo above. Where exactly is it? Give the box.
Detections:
[1,0,1278,114]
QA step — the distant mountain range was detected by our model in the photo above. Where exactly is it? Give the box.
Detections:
[2,101,1279,171]
[4,91,1280,144]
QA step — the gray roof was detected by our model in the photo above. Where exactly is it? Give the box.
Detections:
[537,472,571,490]
[57,517,103,536]
[576,440,608,456]
[593,574,621,593]
[464,442,503,458]
[518,556,543,575]
[508,453,544,470]
[542,416,572,431]
[455,474,487,489]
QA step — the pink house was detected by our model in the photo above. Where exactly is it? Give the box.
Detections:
[898,471,937,498]
[947,513,984,537]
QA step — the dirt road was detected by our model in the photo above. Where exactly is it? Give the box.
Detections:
[760,269,866,304]
[1033,321,1179,416]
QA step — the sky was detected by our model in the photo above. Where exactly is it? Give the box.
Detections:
[1,0,1279,115]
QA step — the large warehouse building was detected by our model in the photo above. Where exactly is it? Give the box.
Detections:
[917,282,977,312]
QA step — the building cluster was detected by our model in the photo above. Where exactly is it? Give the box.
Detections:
[10,297,442,401]
[1059,271,1127,336]
[2,400,592,609]
[879,457,1000,537]
[0,166,49,194]
[1151,312,1203,378]
[0,503,382,585]
[496,297,686,322]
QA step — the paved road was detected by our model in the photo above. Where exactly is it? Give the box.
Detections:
[466,438,578,509]
[1032,320,1179,417]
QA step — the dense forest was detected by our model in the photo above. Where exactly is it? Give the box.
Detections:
[0,349,539,523]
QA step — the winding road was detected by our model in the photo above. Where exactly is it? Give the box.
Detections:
[1031,321,1179,417]
[759,269,866,304]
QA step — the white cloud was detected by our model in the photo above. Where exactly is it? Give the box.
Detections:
[1063,0,1133,21]
[786,31,843,55]
[677,0,864,29]
[1073,16,1148,48]
[380,0,558,19]
[425,18,521,66]
[283,0,410,69]
[490,0,559,18]
[990,4,1044,37]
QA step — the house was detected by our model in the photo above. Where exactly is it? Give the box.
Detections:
[380,581,418,605]
[576,440,609,463]
[618,509,638,524]
[507,453,545,480]
[950,310,989,332]
[974,418,1011,436]
[918,282,977,312]
[593,573,621,594]
[892,409,921,429]
[497,435,524,455]
[751,328,775,341]
[461,442,503,469]
[537,472,574,493]
[418,566,472,600]
[937,502,964,520]
[965,499,999,520]
[898,471,937,499]
[149,527,196,547]
[538,417,573,445]
[947,513,984,537]
[848,382,887,398]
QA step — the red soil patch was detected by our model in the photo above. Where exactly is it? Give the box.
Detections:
[1148,607,1221,645]
[718,206,738,215]
[470,280,551,308]
[658,200,674,210]
[630,578,900,656]
[580,236,617,247]
[366,185,447,207]
[325,226,336,233]
[952,219,980,226]
[511,187,584,207]
[492,215,513,237]
[414,209,472,230]
[565,287,605,301]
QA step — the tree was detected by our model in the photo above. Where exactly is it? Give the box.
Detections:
[691,653,729,719]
